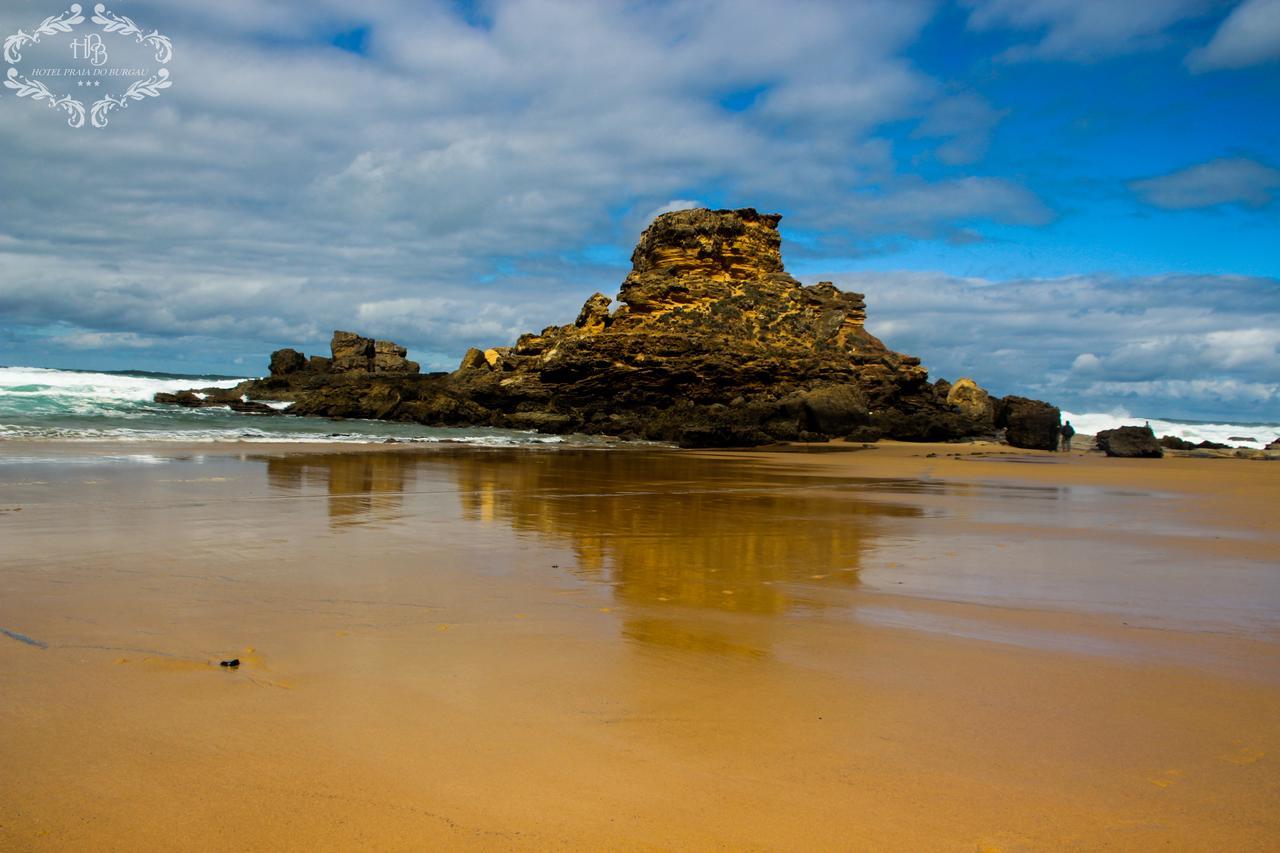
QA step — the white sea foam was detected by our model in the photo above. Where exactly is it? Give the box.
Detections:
[0,367,589,446]
[0,366,245,418]
[1062,411,1280,449]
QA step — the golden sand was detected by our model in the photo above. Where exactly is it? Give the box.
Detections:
[0,440,1277,850]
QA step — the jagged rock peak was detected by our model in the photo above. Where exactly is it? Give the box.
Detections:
[618,208,799,315]
[627,207,785,280]
[268,331,420,377]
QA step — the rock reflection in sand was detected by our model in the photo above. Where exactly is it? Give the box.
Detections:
[264,451,417,527]
[447,450,923,613]
[258,449,923,653]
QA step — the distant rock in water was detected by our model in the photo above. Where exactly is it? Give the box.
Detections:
[1159,435,1230,451]
[157,207,1061,448]
[1097,426,1163,458]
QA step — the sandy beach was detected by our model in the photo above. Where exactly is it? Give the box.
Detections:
[1,440,1277,851]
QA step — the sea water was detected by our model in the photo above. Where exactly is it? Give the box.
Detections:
[0,366,575,446]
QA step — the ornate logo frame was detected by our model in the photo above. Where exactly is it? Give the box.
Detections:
[3,4,173,128]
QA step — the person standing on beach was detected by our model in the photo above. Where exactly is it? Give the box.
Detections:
[1059,420,1075,452]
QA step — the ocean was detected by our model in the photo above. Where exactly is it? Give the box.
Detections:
[0,366,576,446]
[1,366,1276,449]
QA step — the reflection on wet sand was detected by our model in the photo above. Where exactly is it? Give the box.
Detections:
[263,452,415,526]
[448,450,922,614]
[259,449,923,654]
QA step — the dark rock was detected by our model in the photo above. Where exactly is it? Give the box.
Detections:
[326,331,420,374]
[269,348,308,376]
[457,347,489,371]
[219,659,240,668]
[155,390,207,408]
[1096,426,1163,458]
[227,399,281,415]
[995,396,1061,451]
[574,292,612,330]
[844,425,883,442]
[800,384,869,435]
[1160,435,1229,451]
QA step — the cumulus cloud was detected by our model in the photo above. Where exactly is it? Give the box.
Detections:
[1188,0,1280,71]
[963,0,1215,61]
[1129,157,1280,209]
[826,271,1280,419]
[50,331,159,351]
[2,0,1060,373]
[645,200,703,221]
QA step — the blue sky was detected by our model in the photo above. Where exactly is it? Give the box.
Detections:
[0,0,1277,419]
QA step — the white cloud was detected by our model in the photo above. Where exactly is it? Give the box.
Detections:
[1070,352,1102,373]
[645,200,703,221]
[963,0,1215,61]
[824,271,1280,419]
[0,0,1056,375]
[1188,0,1280,71]
[50,331,158,350]
[1130,157,1280,209]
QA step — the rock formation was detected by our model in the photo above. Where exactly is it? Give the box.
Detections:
[267,332,421,376]
[994,396,1061,452]
[157,207,1061,448]
[1096,425,1163,458]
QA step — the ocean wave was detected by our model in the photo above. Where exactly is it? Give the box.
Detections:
[1062,411,1280,449]
[0,366,589,447]
[0,366,246,418]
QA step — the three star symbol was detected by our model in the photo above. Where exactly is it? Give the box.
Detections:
[76,81,102,87]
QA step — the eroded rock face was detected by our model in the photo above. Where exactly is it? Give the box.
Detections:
[1097,426,1163,458]
[268,332,420,377]
[947,378,994,428]
[995,396,1061,451]
[158,207,1058,447]
[269,348,307,376]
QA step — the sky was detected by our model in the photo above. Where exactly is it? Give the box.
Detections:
[0,0,1277,420]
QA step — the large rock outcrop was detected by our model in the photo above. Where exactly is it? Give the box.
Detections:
[158,208,1060,448]
[994,396,1061,452]
[1097,426,1163,458]
[270,332,420,377]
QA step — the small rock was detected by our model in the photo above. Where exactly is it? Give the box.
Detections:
[1096,426,1163,458]
[219,658,240,668]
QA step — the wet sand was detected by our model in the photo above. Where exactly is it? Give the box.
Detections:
[0,440,1277,850]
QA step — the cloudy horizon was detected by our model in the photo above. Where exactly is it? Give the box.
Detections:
[1,0,1277,420]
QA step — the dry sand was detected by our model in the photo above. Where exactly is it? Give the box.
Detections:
[0,440,1277,851]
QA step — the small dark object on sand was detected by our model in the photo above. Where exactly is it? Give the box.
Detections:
[220,658,240,668]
